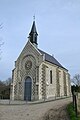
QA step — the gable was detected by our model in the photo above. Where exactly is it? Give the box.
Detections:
[16,40,43,67]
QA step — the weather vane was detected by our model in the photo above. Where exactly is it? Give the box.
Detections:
[33,15,35,21]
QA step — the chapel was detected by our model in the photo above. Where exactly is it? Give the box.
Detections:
[10,19,71,101]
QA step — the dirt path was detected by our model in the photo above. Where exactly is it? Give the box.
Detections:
[0,98,71,120]
[40,105,70,120]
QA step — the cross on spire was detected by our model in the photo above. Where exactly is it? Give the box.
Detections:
[33,15,35,21]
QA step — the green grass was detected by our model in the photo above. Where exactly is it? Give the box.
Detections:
[67,103,80,120]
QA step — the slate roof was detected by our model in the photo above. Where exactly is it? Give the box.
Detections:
[38,49,68,71]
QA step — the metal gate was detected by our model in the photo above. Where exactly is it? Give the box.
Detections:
[24,77,32,101]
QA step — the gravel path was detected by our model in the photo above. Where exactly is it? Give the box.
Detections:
[40,105,70,120]
[0,98,71,120]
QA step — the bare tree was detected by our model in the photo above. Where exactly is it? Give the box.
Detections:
[0,79,11,99]
[3,77,12,86]
[72,74,80,86]
[0,23,3,29]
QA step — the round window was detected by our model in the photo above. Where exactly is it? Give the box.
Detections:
[25,60,32,70]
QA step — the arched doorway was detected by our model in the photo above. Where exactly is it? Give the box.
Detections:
[24,77,32,101]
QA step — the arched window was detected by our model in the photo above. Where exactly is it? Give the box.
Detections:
[50,70,52,84]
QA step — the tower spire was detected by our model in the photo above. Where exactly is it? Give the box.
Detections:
[29,16,38,47]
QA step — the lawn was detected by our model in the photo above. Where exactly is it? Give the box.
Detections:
[67,103,80,120]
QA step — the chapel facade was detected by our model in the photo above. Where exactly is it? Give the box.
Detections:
[10,19,71,101]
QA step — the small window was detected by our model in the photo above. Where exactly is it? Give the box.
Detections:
[50,70,52,84]
[36,85,38,95]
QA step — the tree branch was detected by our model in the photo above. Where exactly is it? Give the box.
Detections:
[0,23,3,29]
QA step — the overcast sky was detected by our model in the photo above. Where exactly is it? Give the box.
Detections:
[0,0,80,80]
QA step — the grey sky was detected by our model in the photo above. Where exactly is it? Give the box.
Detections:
[0,0,80,80]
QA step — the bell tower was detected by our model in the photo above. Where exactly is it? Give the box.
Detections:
[29,16,38,47]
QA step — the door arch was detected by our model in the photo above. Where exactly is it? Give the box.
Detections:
[24,77,32,101]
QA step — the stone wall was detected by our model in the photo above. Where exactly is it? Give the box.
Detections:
[39,61,70,100]
[11,41,43,100]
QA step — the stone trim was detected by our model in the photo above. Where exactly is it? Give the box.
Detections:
[56,68,60,97]
[63,71,67,96]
